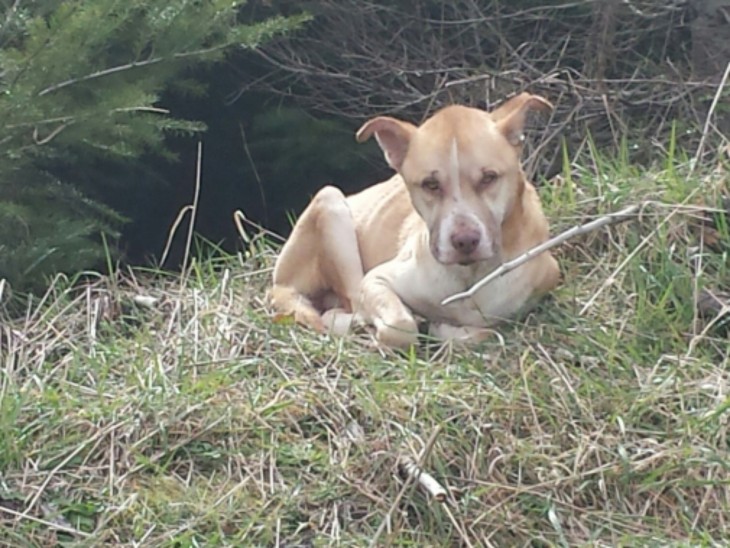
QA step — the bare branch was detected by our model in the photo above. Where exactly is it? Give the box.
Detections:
[691,61,730,173]
[441,204,641,306]
[238,0,721,176]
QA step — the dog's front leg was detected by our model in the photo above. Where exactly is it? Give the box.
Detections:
[359,266,419,349]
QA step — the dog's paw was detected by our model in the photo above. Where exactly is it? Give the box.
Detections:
[374,316,419,349]
[322,308,362,336]
[429,323,492,344]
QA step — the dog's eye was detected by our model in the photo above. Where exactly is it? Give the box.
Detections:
[421,177,441,192]
[478,171,499,189]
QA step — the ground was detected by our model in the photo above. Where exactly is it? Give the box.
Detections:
[1,149,728,546]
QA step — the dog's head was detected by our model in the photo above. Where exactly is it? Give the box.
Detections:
[356,93,552,266]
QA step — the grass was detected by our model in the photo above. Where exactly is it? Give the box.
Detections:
[1,147,729,546]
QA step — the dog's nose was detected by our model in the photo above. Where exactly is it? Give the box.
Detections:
[451,230,481,255]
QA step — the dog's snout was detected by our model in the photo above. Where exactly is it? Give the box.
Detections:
[450,229,481,255]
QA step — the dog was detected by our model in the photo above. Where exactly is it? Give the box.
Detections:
[269,92,560,348]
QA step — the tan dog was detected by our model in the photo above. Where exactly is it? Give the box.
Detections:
[269,93,560,348]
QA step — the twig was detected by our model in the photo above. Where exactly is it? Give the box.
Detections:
[0,504,90,539]
[691,61,730,174]
[159,141,203,272]
[32,122,69,145]
[132,295,159,309]
[22,422,124,517]
[398,457,447,502]
[159,205,193,267]
[233,210,286,243]
[442,502,476,548]
[579,190,705,316]
[686,300,730,358]
[239,123,269,226]
[369,425,442,548]
[182,141,203,274]
[441,204,640,306]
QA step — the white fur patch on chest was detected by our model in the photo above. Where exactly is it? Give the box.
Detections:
[392,255,534,327]
[463,264,534,323]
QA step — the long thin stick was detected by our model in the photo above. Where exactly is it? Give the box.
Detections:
[691,61,730,174]
[441,204,640,306]
[182,141,203,274]
[233,209,286,244]
[159,205,193,267]
[578,193,702,315]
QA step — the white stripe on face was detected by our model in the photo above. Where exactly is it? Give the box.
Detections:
[435,138,461,257]
[449,137,460,197]
[432,136,496,263]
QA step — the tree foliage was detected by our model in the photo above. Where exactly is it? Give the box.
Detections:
[0,0,304,291]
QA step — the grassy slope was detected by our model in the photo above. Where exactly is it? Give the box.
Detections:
[1,150,729,546]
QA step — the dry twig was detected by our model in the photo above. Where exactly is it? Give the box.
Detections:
[691,61,730,174]
[369,426,443,547]
[398,457,447,502]
[442,204,640,306]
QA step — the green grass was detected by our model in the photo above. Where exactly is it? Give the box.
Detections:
[0,149,728,546]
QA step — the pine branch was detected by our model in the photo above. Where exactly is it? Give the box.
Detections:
[441,204,641,306]
[37,45,229,97]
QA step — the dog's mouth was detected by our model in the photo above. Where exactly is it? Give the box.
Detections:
[431,241,501,266]
[457,255,499,267]
[434,252,497,267]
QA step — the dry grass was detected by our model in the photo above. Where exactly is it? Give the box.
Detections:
[1,150,729,546]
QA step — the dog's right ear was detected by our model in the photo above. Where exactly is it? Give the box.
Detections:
[356,117,417,171]
[492,93,553,147]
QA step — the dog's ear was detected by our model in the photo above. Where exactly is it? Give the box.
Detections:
[356,116,417,170]
[493,93,553,147]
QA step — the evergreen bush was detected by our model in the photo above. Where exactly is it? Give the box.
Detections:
[0,0,304,291]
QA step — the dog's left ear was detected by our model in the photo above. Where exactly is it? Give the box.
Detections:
[492,93,553,147]
[356,116,417,171]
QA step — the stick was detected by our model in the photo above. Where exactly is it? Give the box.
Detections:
[441,204,640,306]
[578,194,705,316]
[159,205,193,267]
[233,209,286,244]
[398,457,447,502]
[368,426,442,548]
[0,505,90,538]
[182,141,203,274]
[691,61,730,174]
